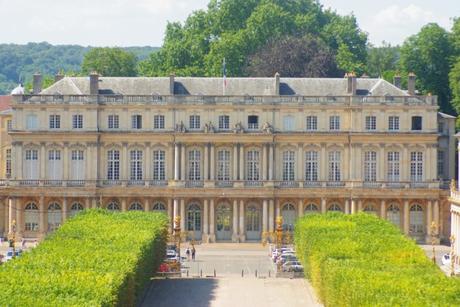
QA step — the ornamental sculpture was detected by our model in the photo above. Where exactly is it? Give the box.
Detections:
[175,121,186,133]
[232,121,244,134]
[262,121,273,134]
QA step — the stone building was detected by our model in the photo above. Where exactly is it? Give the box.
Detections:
[0,73,456,243]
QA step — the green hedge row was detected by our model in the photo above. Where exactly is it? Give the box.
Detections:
[0,209,168,307]
[295,212,460,306]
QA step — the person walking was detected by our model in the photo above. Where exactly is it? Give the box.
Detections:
[191,245,196,261]
[185,247,191,261]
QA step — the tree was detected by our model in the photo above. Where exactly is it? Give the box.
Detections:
[366,42,400,78]
[139,0,367,77]
[245,35,340,77]
[449,58,460,115]
[81,47,138,77]
[399,23,453,113]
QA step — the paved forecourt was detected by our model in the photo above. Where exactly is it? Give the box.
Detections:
[141,243,322,307]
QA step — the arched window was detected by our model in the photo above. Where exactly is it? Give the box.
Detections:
[107,201,120,211]
[282,203,296,231]
[387,203,400,227]
[304,203,319,214]
[70,202,84,218]
[25,202,39,231]
[246,205,260,232]
[363,203,377,216]
[130,150,143,180]
[48,202,62,231]
[129,202,143,211]
[187,203,201,232]
[246,150,260,181]
[328,203,342,212]
[152,202,166,211]
[410,204,424,234]
[282,151,295,181]
[188,150,201,181]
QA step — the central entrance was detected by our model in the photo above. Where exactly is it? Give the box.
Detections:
[216,203,232,240]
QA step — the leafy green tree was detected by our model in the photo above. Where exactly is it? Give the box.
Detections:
[139,0,367,77]
[449,59,460,115]
[451,18,460,56]
[81,47,138,77]
[399,23,453,113]
[366,42,400,78]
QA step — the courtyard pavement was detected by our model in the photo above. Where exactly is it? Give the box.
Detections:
[140,243,322,307]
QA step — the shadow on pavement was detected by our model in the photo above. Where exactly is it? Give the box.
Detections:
[140,278,218,307]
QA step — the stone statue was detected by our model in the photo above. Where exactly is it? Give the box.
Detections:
[204,121,215,133]
[175,121,186,133]
[262,121,273,134]
[232,121,244,134]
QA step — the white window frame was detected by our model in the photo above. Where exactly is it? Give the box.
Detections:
[306,116,317,131]
[26,114,38,130]
[282,150,295,181]
[364,151,377,182]
[131,115,142,129]
[217,150,230,181]
[387,151,400,182]
[247,115,259,130]
[49,114,60,129]
[24,149,39,180]
[72,114,83,129]
[329,115,340,131]
[410,151,423,182]
[365,116,377,131]
[130,150,143,180]
[246,150,260,181]
[153,150,166,181]
[71,150,85,180]
[283,115,295,131]
[107,150,120,180]
[328,151,341,181]
[218,115,230,130]
[108,114,119,129]
[388,116,399,131]
[305,151,318,181]
[189,115,201,130]
[5,148,11,178]
[188,150,201,180]
[153,115,165,130]
[48,149,62,180]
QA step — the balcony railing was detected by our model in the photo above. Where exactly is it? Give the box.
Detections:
[244,180,263,187]
[185,180,204,188]
[215,180,234,188]
[276,181,300,188]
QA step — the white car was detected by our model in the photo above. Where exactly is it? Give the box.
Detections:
[441,254,451,266]
[166,249,179,261]
[282,261,304,272]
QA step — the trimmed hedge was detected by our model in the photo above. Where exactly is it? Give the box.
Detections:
[295,212,460,306]
[0,209,168,307]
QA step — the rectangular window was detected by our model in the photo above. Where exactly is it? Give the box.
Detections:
[49,115,60,129]
[306,116,317,131]
[305,151,318,181]
[130,150,143,180]
[153,150,166,181]
[282,151,295,181]
[283,116,295,131]
[6,120,12,131]
[328,151,341,181]
[388,116,400,131]
[107,150,120,180]
[71,150,85,180]
[48,149,62,180]
[410,152,423,182]
[437,150,444,178]
[5,148,11,178]
[108,115,119,129]
[364,151,377,182]
[387,152,400,182]
[188,150,201,180]
[365,116,376,131]
[26,114,38,130]
[329,116,340,131]
[131,115,142,129]
[217,150,230,181]
[153,115,165,130]
[72,114,83,129]
[218,115,230,130]
[411,116,422,131]
[248,115,259,130]
[246,150,260,181]
[189,115,201,130]
[24,149,39,180]
[438,122,444,133]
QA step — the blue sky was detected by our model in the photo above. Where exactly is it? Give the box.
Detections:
[0,0,458,47]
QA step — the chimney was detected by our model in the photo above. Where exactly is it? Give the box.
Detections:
[393,74,401,89]
[32,72,43,94]
[347,72,357,95]
[55,72,64,83]
[169,73,175,95]
[408,72,416,95]
[89,72,99,95]
[274,72,280,95]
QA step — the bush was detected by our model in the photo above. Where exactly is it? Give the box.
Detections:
[0,209,168,307]
[295,213,460,306]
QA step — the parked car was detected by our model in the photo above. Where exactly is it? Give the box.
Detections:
[3,249,22,262]
[442,254,451,266]
[165,249,179,262]
[276,253,297,265]
[282,261,304,272]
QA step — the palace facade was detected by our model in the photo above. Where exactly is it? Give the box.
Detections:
[0,73,456,243]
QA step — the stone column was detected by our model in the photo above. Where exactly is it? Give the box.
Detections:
[378,145,385,181]
[121,198,127,211]
[233,144,238,181]
[269,199,274,232]
[426,201,433,242]
[40,142,46,180]
[209,199,215,242]
[321,198,327,213]
[433,200,440,235]
[262,199,268,233]
[276,200,280,217]
[268,144,274,180]
[232,200,239,242]
[351,199,357,214]
[262,144,267,181]
[144,199,149,211]
[145,143,151,181]
[404,200,410,235]
[204,144,209,180]
[203,199,209,242]
[296,145,303,181]
[63,145,69,181]
[239,145,245,180]
[15,199,23,238]
[167,199,173,234]
[358,200,363,212]
[8,198,14,234]
[62,197,68,222]
[180,144,186,180]
[239,200,245,242]
[298,199,303,218]
[380,200,386,218]
[210,144,215,181]
[402,145,409,182]
[320,143,327,181]
[174,143,180,181]
[345,200,350,214]
[39,196,46,235]
[86,145,92,180]
[180,199,185,230]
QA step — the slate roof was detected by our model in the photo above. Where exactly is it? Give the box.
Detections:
[39,76,409,97]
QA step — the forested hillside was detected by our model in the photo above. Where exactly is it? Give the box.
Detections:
[0,42,158,94]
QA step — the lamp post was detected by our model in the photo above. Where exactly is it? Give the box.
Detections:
[450,235,456,277]
[430,221,437,264]
[174,216,181,264]
[276,216,283,272]
[8,220,16,258]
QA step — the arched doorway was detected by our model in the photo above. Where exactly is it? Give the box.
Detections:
[187,203,202,241]
[216,203,232,240]
[304,203,319,215]
[246,204,261,240]
[48,202,62,231]
[282,203,296,231]
[410,204,424,241]
[387,203,400,227]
